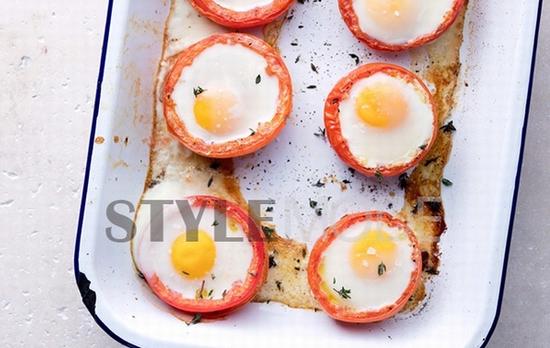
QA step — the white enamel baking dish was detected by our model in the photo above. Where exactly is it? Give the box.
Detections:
[74,0,543,346]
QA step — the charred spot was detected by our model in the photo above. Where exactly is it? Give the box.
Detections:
[421,251,430,270]
[209,161,221,170]
[424,201,442,213]
[269,254,277,268]
[398,173,409,190]
[148,170,165,189]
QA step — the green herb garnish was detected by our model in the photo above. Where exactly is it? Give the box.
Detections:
[440,120,456,133]
[442,178,453,187]
[310,63,318,73]
[349,53,360,65]
[255,74,261,84]
[312,179,325,188]
[378,262,387,276]
[193,86,205,97]
[333,286,351,299]
[187,313,202,325]
[309,198,318,208]
[262,225,275,239]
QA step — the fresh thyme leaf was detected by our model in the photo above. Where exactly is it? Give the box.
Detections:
[348,53,360,65]
[378,262,387,276]
[222,289,227,297]
[187,313,202,325]
[212,220,219,226]
[312,179,325,188]
[266,206,274,212]
[333,277,336,284]
[314,127,326,138]
[315,207,323,216]
[295,55,301,63]
[193,86,205,97]
[255,74,261,84]
[207,176,213,187]
[309,198,318,208]
[440,120,456,133]
[275,280,283,291]
[262,225,275,239]
[249,128,256,136]
[310,63,318,73]
[342,179,352,185]
[211,273,216,280]
[398,173,409,190]
[442,178,453,187]
[333,286,351,299]
[306,85,317,89]
[182,270,189,276]
[375,170,383,181]
[419,144,427,150]
[197,280,206,299]
[207,289,213,298]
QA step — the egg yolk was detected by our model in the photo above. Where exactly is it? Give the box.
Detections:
[171,230,216,279]
[355,83,408,128]
[349,229,397,278]
[193,90,238,135]
[365,0,417,30]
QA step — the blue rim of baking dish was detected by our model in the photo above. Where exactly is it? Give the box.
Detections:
[73,0,544,347]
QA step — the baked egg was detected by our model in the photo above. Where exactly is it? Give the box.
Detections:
[133,195,268,315]
[339,0,465,51]
[324,63,437,177]
[163,33,292,158]
[307,211,422,323]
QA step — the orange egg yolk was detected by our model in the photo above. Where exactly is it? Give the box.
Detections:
[349,229,397,278]
[365,0,417,30]
[193,90,238,134]
[355,83,409,128]
[171,230,216,279]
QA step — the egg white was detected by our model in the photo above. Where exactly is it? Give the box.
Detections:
[213,0,274,12]
[321,219,416,311]
[338,72,434,169]
[352,0,456,45]
[171,43,280,144]
[133,182,253,300]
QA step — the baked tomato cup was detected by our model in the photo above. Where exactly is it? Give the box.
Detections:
[307,211,422,323]
[133,195,268,316]
[163,33,292,158]
[339,0,465,51]
[324,63,437,177]
[190,0,294,28]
